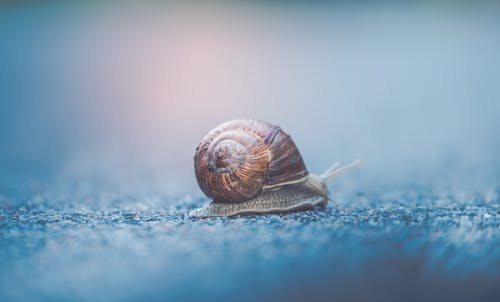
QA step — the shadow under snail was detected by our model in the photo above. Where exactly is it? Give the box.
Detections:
[189,119,360,218]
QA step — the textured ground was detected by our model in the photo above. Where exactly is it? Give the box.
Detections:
[1,178,499,302]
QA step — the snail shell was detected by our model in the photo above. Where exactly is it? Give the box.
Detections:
[194,119,308,203]
[190,119,360,217]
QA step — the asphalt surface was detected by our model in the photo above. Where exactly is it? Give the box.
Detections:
[1,179,498,302]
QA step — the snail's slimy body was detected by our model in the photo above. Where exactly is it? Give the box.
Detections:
[190,174,328,217]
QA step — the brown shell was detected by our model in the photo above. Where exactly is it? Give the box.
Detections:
[194,119,308,203]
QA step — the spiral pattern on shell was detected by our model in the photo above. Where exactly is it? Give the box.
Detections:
[194,119,308,203]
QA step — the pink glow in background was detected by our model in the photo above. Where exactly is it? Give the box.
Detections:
[1,3,499,195]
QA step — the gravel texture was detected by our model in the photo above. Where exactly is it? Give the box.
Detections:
[1,179,499,302]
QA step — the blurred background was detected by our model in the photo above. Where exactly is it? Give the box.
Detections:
[0,1,499,301]
[1,1,499,198]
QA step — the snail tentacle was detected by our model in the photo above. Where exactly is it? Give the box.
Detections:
[320,160,362,183]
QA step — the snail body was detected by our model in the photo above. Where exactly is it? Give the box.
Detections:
[190,119,360,217]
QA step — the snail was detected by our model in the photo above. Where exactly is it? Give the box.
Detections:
[189,119,360,217]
